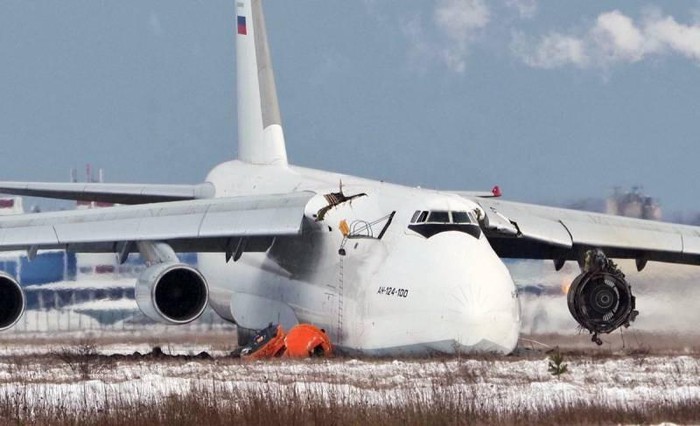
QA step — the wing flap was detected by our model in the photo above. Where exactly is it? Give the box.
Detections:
[0,226,58,247]
[683,233,700,256]
[560,216,682,253]
[0,192,314,252]
[198,192,310,237]
[510,213,572,249]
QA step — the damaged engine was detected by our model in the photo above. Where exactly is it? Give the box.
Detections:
[567,249,638,345]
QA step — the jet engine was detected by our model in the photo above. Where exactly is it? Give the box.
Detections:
[0,272,25,331]
[135,263,209,324]
[567,250,638,345]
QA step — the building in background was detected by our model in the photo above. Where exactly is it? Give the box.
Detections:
[606,186,662,221]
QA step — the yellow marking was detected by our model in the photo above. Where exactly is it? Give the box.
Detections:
[339,220,350,237]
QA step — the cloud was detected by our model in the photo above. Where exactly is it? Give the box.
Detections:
[505,0,537,19]
[403,0,490,73]
[514,9,700,69]
[646,14,700,61]
[512,31,588,69]
[435,0,490,40]
[592,10,646,62]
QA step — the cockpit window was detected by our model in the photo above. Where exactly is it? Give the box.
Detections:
[451,211,470,224]
[410,210,422,223]
[427,211,450,223]
[408,209,482,239]
[411,210,476,225]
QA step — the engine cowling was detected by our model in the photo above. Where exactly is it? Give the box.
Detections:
[0,273,25,331]
[135,263,209,324]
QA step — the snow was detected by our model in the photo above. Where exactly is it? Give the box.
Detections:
[71,299,138,311]
[0,353,698,413]
[24,278,135,291]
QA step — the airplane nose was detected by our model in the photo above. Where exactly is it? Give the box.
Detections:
[456,259,520,352]
[427,233,521,353]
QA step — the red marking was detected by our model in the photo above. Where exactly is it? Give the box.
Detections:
[238,23,247,35]
[491,186,502,197]
[0,199,15,208]
[95,265,115,274]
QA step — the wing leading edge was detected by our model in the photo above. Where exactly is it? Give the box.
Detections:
[0,182,216,205]
[465,196,700,266]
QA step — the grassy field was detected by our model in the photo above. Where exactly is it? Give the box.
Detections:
[0,330,699,424]
[0,380,698,425]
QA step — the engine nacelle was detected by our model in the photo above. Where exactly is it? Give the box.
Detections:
[0,272,25,331]
[567,269,637,343]
[135,263,209,325]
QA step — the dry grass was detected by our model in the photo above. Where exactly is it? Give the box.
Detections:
[0,328,237,350]
[519,331,700,356]
[2,330,700,358]
[0,332,699,424]
[0,382,697,425]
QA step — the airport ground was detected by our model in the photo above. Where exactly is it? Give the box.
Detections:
[0,329,699,425]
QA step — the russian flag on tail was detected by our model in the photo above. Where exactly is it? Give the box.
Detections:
[237,16,247,35]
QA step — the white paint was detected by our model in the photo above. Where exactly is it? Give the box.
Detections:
[9,0,700,356]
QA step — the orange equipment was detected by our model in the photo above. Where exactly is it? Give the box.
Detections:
[240,323,286,360]
[240,323,333,359]
[283,324,333,358]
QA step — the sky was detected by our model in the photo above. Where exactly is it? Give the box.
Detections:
[0,0,699,213]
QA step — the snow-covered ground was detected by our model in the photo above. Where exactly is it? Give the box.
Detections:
[0,259,697,417]
[0,353,698,414]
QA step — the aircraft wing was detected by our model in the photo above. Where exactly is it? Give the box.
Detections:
[0,181,215,204]
[463,196,700,267]
[0,191,314,254]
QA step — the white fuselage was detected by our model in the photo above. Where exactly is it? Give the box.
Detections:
[200,160,521,354]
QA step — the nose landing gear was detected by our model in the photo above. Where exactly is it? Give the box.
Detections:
[567,249,639,345]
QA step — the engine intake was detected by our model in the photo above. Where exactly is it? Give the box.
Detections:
[0,273,25,331]
[135,263,209,324]
[567,250,638,345]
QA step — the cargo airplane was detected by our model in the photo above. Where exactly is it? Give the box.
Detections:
[1,0,699,354]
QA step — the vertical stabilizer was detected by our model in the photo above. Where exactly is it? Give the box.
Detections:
[235,0,288,165]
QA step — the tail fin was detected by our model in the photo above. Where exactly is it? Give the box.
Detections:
[235,0,288,165]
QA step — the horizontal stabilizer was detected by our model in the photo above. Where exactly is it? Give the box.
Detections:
[0,182,216,204]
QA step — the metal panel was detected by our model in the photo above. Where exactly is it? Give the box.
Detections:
[0,181,215,204]
[230,291,298,331]
[561,215,682,253]
[465,195,700,264]
[0,192,314,252]
[476,199,572,248]
[0,226,59,246]
[199,193,311,237]
[682,232,700,256]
